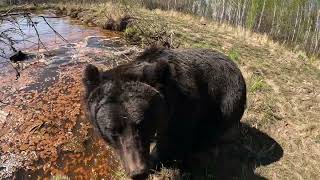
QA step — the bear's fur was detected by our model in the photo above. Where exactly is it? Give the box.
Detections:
[83,46,247,179]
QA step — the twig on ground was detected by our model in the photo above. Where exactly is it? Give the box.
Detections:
[111,47,133,62]
[0,99,10,106]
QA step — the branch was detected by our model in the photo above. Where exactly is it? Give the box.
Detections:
[0,12,31,18]
[0,99,10,106]
[24,14,49,53]
[0,12,72,80]
[39,16,73,47]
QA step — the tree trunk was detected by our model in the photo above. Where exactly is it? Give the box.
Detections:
[241,0,247,27]
[270,1,277,35]
[220,0,225,22]
[257,0,266,31]
[292,5,300,42]
[313,11,320,53]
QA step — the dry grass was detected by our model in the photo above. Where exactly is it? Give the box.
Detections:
[57,3,320,179]
[148,10,317,180]
[6,2,320,179]
[141,8,320,180]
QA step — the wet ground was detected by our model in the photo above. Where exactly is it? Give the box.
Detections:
[0,12,140,179]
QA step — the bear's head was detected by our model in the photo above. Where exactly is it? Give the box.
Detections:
[83,64,168,179]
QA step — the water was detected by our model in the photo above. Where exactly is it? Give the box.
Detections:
[0,11,119,74]
[0,12,139,179]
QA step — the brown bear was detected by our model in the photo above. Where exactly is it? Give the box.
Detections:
[83,46,247,179]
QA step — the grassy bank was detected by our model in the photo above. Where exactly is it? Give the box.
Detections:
[0,3,51,13]
[4,0,320,57]
[55,3,320,179]
[3,2,320,179]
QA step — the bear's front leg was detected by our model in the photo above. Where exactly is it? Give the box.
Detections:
[149,135,185,172]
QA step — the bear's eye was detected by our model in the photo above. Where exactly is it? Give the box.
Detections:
[135,121,145,132]
[105,127,122,136]
[104,133,118,146]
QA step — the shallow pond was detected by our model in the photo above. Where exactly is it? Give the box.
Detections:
[0,11,139,179]
[0,10,120,74]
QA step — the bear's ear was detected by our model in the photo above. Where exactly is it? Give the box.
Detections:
[143,60,170,84]
[83,64,101,96]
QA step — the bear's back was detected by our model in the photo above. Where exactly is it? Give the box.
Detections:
[143,48,246,100]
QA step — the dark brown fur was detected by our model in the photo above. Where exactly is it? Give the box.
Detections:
[83,47,247,179]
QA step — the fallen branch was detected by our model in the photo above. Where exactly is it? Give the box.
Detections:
[0,12,31,18]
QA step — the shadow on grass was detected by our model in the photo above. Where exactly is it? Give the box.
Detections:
[161,123,283,180]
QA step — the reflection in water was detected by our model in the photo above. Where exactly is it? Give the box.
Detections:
[0,13,89,54]
[0,12,136,179]
[0,12,119,74]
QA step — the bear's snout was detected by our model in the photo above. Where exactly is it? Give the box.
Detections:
[125,156,148,180]
[125,157,148,180]
[119,136,149,179]
[130,169,148,180]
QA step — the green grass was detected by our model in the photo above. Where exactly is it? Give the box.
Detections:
[228,49,241,62]
[249,75,270,93]
[315,135,320,144]
[48,3,320,179]
[191,42,213,49]
[3,2,320,180]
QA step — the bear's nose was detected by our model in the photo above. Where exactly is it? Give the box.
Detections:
[130,170,148,180]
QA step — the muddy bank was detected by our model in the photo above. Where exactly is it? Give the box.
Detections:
[0,14,141,179]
